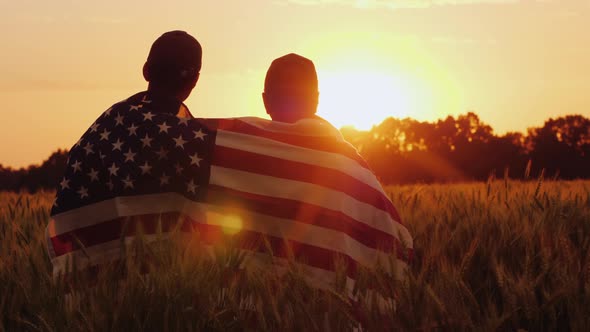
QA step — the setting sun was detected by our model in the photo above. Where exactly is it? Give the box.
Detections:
[317,69,414,130]
[311,42,460,130]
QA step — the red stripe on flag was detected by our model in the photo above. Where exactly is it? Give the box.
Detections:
[212,146,402,224]
[206,185,406,254]
[214,119,370,169]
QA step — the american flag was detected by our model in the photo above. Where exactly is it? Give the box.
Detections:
[46,91,413,291]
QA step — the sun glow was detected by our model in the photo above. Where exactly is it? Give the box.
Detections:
[207,211,243,235]
[219,214,243,235]
[308,34,463,130]
[317,69,416,130]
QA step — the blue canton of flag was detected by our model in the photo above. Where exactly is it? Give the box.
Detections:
[51,93,213,216]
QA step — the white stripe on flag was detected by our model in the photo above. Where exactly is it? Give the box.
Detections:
[48,192,197,236]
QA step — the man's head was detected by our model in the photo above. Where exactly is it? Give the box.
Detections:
[143,30,202,102]
[263,53,319,123]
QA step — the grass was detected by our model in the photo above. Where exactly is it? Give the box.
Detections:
[1,180,589,331]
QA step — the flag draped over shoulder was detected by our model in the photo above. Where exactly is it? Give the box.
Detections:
[47,93,413,290]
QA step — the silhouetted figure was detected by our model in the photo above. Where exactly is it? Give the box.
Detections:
[263,53,323,123]
[260,54,413,311]
[47,31,206,273]
[136,30,202,118]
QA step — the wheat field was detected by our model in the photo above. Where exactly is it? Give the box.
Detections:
[1,180,589,331]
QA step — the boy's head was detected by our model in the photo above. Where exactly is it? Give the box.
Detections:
[263,53,319,123]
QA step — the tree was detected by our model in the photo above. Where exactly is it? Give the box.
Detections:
[528,115,590,179]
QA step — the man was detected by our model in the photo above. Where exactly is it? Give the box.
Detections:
[47,30,203,274]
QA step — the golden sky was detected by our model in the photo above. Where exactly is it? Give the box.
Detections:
[1,0,589,168]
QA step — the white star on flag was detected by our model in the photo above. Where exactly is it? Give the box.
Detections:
[123,148,136,162]
[187,179,197,194]
[127,123,139,136]
[140,134,153,148]
[77,186,89,199]
[71,160,82,173]
[108,163,120,176]
[83,142,94,155]
[112,138,124,151]
[178,117,189,126]
[158,122,171,133]
[60,178,70,190]
[190,153,202,166]
[90,122,100,133]
[122,175,134,189]
[129,104,143,111]
[156,147,168,160]
[88,168,99,182]
[143,112,155,121]
[159,173,170,186]
[139,161,152,175]
[114,113,125,126]
[173,134,187,149]
[100,129,111,141]
[193,129,207,140]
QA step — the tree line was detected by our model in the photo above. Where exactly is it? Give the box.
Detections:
[0,149,69,192]
[1,113,589,192]
[342,113,590,184]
